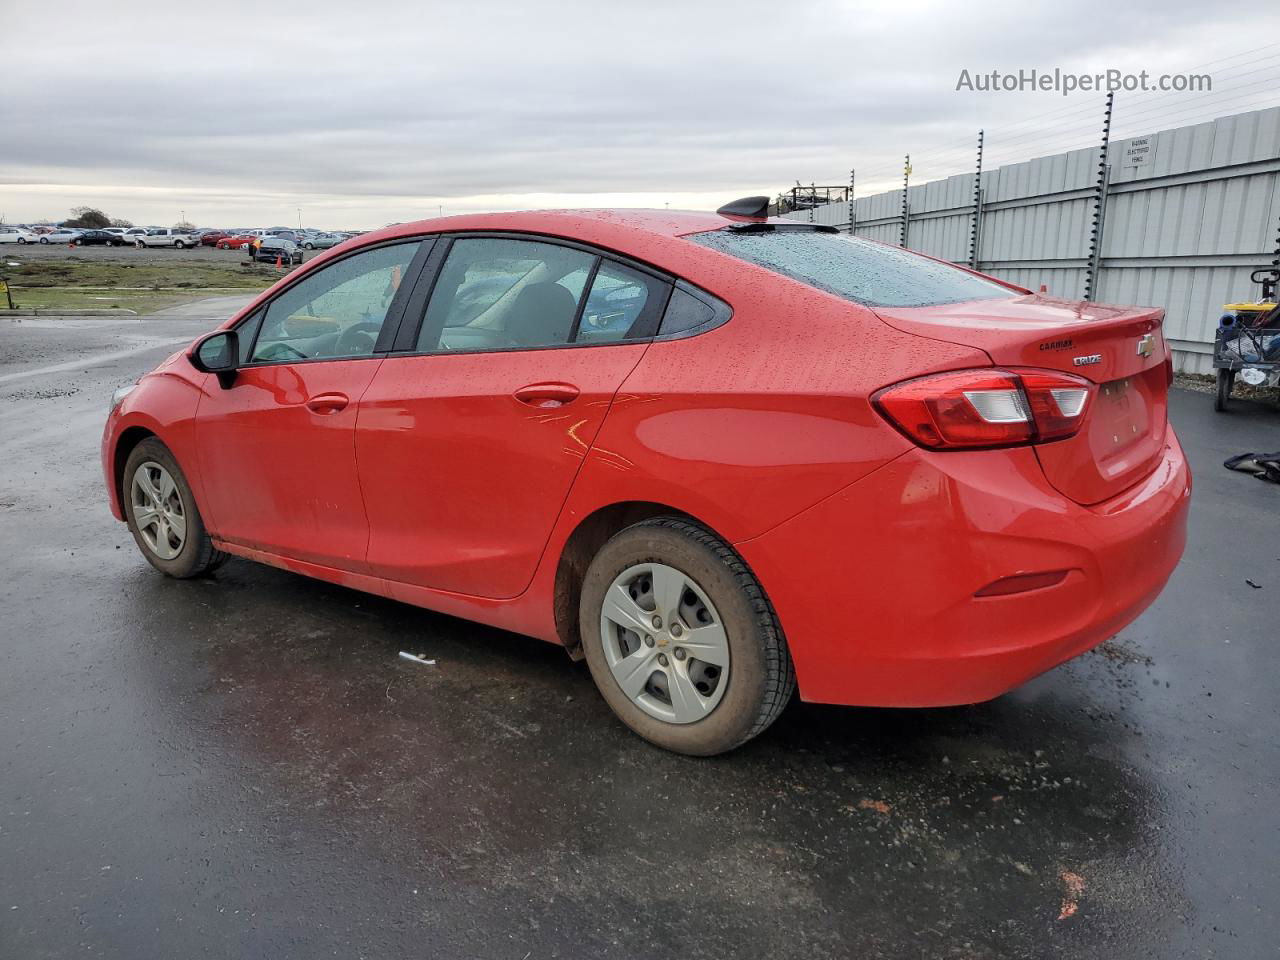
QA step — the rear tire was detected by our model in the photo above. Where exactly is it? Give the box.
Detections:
[122,438,226,578]
[579,518,795,756]
[1215,369,1234,412]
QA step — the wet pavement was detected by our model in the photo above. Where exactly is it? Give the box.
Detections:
[1,306,1277,958]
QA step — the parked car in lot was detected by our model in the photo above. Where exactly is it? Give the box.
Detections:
[301,232,343,250]
[136,228,197,249]
[102,202,1190,756]
[72,229,125,246]
[0,226,39,243]
[215,234,256,250]
[200,230,233,247]
[41,228,84,244]
[252,236,302,264]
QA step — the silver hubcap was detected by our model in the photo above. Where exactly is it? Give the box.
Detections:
[130,461,186,560]
[600,562,729,724]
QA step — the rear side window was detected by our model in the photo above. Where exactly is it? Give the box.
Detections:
[690,230,1015,308]
[576,261,668,344]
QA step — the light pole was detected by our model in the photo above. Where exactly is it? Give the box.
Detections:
[297,207,302,230]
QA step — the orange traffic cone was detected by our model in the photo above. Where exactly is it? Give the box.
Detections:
[275,254,283,271]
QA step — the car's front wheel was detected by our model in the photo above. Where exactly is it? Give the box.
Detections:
[173,240,186,249]
[123,438,226,578]
[39,237,49,244]
[303,242,314,249]
[579,518,795,755]
[17,237,26,244]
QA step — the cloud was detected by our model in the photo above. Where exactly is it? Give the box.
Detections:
[3,0,1277,227]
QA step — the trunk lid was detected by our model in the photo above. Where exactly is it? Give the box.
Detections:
[874,294,1169,505]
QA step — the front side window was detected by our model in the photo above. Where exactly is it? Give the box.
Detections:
[417,237,597,352]
[691,229,1016,308]
[250,241,419,363]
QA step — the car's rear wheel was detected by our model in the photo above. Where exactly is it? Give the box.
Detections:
[39,237,49,244]
[17,237,26,244]
[579,518,795,755]
[303,242,314,249]
[1215,368,1234,412]
[123,438,226,578]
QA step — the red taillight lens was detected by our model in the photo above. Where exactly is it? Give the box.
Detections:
[873,368,1093,450]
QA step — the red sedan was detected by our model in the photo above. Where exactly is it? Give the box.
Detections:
[215,234,256,250]
[101,201,1190,755]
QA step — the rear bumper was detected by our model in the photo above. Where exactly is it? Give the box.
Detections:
[736,430,1191,707]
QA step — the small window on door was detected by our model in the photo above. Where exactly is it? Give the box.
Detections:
[250,242,419,363]
[574,261,668,344]
[417,237,597,352]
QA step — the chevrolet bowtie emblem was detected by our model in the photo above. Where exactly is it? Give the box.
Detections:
[1136,333,1156,358]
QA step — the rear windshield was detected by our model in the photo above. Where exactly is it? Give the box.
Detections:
[691,230,1016,308]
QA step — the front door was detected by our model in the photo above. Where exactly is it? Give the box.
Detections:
[195,240,423,571]
[357,236,669,598]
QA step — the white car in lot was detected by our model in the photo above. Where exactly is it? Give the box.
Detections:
[0,226,39,244]
[135,228,197,249]
[40,228,85,244]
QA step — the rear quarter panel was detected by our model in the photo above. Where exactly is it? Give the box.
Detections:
[556,266,991,544]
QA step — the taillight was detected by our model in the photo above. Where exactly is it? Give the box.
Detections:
[873,368,1093,450]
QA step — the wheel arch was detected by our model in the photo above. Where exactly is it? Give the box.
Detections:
[113,425,158,513]
[552,500,730,658]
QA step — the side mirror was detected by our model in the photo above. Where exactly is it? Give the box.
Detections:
[190,330,239,387]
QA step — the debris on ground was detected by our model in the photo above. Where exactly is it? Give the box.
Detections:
[1058,870,1086,920]
[858,798,891,815]
[398,652,437,666]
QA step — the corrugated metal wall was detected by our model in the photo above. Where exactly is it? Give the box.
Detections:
[784,107,1280,373]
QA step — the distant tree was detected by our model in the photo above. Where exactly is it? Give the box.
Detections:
[65,206,111,229]
[110,217,134,228]
[173,221,196,231]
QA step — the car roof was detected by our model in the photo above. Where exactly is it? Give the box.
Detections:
[366,209,733,244]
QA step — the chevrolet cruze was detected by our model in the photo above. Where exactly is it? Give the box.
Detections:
[102,200,1191,755]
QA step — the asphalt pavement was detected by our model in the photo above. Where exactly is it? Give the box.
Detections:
[1,304,1277,959]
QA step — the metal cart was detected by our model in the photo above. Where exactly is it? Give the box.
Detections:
[1213,268,1280,412]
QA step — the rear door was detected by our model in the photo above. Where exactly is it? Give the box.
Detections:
[356,235,669,598]
[195,239,426,570]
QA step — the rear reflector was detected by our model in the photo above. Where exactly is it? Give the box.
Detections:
[974,570,1070,597]
[873,368,1094,450]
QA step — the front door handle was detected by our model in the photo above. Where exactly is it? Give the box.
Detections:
[305,392,349,415]
[513,382,580,408]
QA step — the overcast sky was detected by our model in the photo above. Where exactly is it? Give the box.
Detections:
[4,0,1279,229]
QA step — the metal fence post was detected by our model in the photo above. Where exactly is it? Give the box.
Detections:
[969,130,984,269]
[900,155,911,247]
[1084,92,1114,301]
[848,168,856,235]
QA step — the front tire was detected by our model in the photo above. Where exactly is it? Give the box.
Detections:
[17,237,26,244]
[39,237,49,244]
[123,438,226,578]
[174,240,186,249]
[579,518,795,756]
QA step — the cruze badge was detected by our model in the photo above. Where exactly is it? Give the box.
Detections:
[1073,354,1102,366]
[1136,333,1156,358]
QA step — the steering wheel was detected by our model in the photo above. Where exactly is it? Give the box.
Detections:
[334,320,383,357]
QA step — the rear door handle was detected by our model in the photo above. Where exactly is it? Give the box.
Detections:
[305,392,350,414]
[513,382,580,408]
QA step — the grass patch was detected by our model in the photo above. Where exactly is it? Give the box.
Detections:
[0,256,283,314]
[7,288,219,315]
[3,257,281,290]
